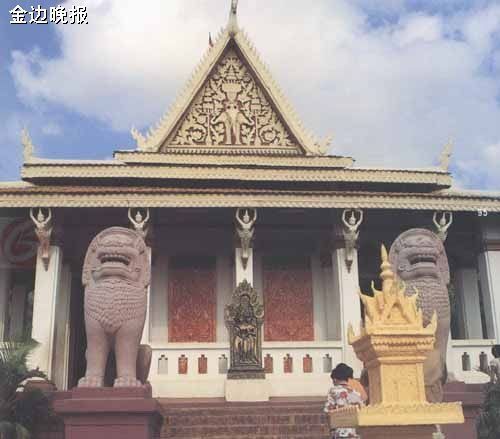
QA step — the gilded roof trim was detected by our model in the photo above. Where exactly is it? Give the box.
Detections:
[114,151,354,168]
[0,186,497,211]
[21,163,452,186]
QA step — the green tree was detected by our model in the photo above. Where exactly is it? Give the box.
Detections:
[0,341,50,439]
[477,381,500,439]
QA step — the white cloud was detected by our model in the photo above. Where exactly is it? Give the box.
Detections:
[41,122,62,136]
[393,14,443,47]
[8,0,500,188]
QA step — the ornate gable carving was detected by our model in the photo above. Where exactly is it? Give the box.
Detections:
[131,3,331,156]
[167,48,297,152]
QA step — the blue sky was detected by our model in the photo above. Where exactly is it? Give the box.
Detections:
[1,0,500,189]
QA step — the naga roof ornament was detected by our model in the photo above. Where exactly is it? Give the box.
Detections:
[131,1,330,156]
[21,127,40,163]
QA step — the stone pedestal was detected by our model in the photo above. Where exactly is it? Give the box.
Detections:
[358,425,435,439]
[54,386,162,439]
[225,378,270,402]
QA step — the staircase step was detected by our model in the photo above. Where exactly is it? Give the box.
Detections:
[159,398,330,439]
[167,413,326,426]
[167,424,328,436]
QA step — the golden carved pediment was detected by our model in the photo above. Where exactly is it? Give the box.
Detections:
[165,48,298,153]
[131,23,329,156]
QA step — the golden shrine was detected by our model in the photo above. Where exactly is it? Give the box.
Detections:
[329,246,464,438]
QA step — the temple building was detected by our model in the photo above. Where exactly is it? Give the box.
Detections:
[0,3,499,399]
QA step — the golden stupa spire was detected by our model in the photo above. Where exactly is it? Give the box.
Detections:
[348,245,437,342]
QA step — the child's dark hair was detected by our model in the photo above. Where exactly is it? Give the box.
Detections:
[330,363,354,381]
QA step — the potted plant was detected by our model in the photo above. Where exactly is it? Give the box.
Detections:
[0,341,51,439]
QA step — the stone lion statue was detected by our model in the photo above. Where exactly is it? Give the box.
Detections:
[78,227,151,388]
[389,228,450,402]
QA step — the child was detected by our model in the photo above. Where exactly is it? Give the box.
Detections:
[324,363,363,439]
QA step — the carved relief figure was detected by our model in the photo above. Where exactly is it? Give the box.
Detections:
[78,227,150,388]
[225,280,265,379]
[389,228,450,402]
[234,294,258,363]
[29,207,52,270]
[170,50,295,148]
[341,209,363,272]
[128,207,150,238]
[433,211,453,242]
[235,208,257,269]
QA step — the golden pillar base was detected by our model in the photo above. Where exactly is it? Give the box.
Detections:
[329,403,463,439]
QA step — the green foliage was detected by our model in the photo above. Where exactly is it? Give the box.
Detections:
[0,340,50,439]
[477,381,500,439]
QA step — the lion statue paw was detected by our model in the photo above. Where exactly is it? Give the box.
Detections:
[78,375,104,388]
[114,376,143,388]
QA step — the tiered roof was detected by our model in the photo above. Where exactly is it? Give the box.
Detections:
[2,1,499,212]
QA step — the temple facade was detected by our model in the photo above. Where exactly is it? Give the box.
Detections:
[0,4,500,399]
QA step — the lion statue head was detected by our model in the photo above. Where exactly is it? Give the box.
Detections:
[83,227,150,289]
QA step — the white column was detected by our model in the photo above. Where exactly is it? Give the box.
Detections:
[454,268,483,339]
[253,252,263,300]
[52,264,72,390]
[253,251,265,336]
[30,246,62,378]
[0,268,11,341]
[150,254,168,343]
[311,253,326,341]
[478,249,500,341]
[235,247,253,285]
[216,254,232,342]
[331,246,363,375]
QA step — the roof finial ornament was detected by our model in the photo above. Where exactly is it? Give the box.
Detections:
[21,127,35,163]
[227,0,239,36]
[439,138,453,172]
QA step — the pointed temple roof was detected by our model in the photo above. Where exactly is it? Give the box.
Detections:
[130,2,328,156]
[2,1,500,212]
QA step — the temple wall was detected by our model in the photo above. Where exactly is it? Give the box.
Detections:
[145,224,337,397]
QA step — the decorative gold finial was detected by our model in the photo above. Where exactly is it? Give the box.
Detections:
[379,245,394,293]
[439,138,453,171]
[227,0,239,35]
